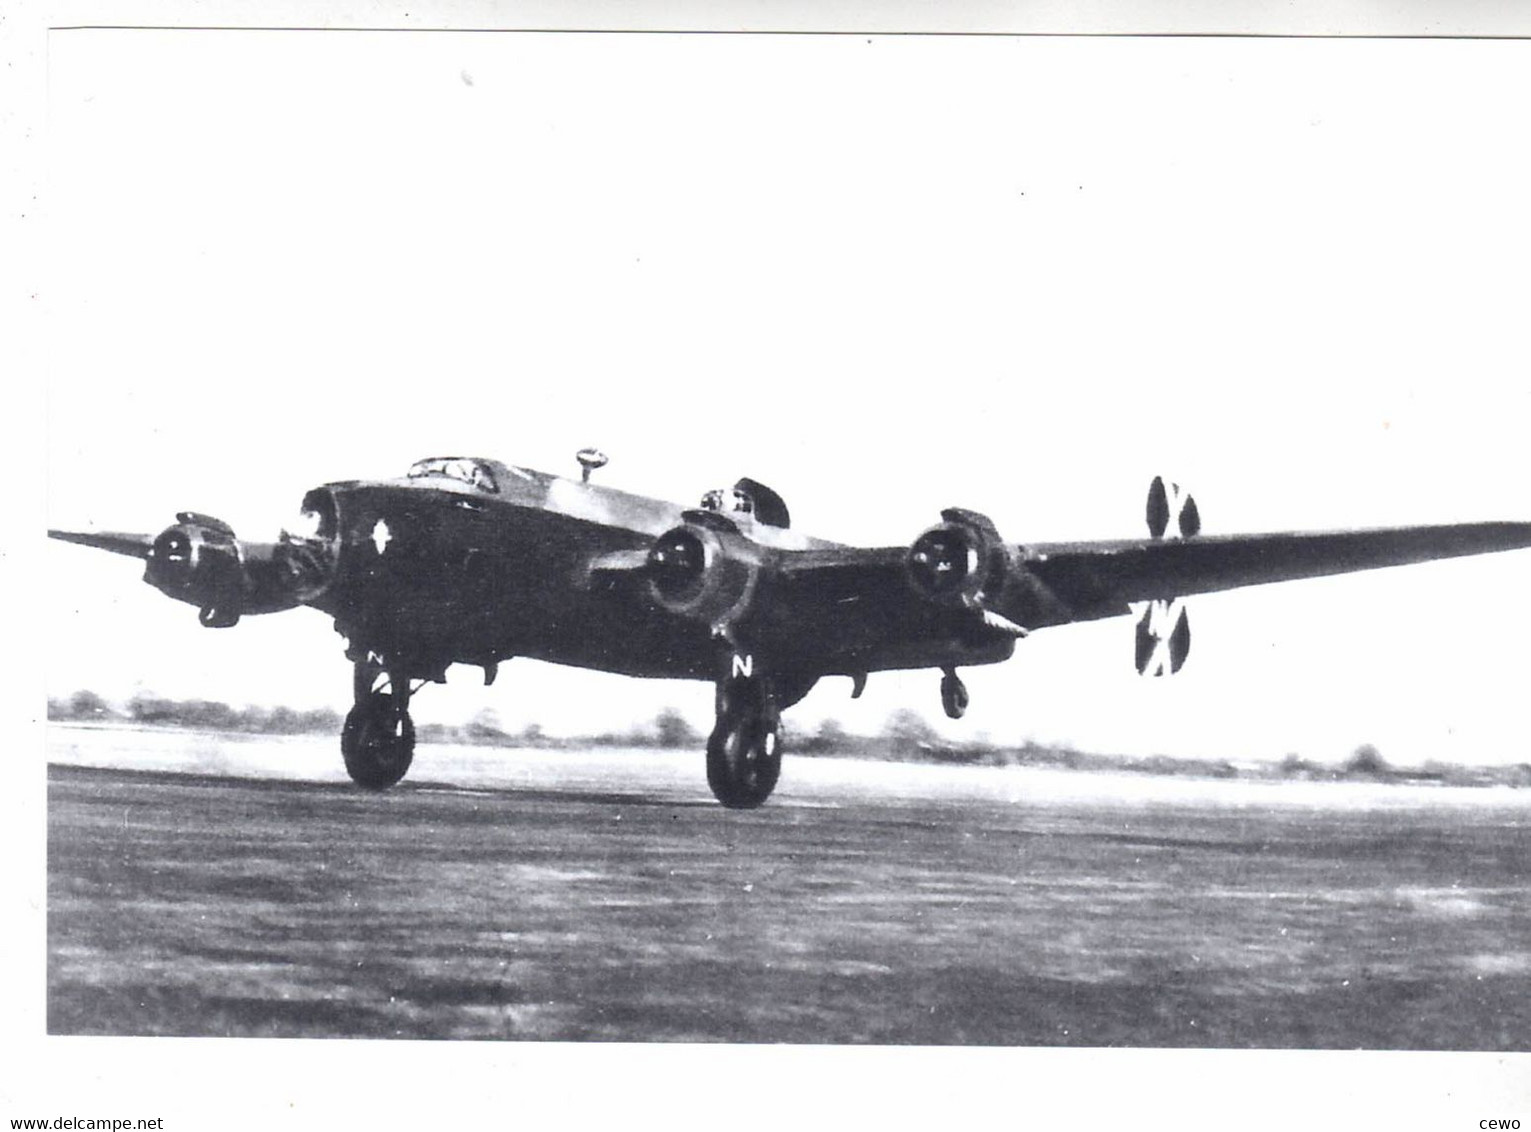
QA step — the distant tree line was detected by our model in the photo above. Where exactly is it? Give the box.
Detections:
[414,705,704,749]
[46,689,1531,787]
[48,689,341,735]
[45,692,700,749]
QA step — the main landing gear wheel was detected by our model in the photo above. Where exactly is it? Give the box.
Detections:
[940,668,969,720]
[342,668,415,790]
[706,676,782,809]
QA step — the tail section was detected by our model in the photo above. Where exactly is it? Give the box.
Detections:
[1135,598,1191,677]
[1135,477,1197,676]
[1145,475,1201,540]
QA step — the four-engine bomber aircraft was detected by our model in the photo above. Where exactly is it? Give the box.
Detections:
[49,451,1531,807]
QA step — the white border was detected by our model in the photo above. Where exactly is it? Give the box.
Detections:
[7,4,1531,1129]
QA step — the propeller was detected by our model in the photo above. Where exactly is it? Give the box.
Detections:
[149,527,193,569]
[647,527,708,604]
[907,527,975,599]
[906,511,1030,637]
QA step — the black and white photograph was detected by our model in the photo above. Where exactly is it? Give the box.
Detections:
[8,2,1531,1128]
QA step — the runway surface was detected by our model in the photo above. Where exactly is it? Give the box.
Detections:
[47,725,1531,1046]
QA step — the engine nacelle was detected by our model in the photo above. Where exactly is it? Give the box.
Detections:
[144,512,306,627]
[647,518,766,630]
[144,512,246,626]
[905,507,1011,609]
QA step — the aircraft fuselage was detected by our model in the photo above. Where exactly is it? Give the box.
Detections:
[295,462,1012,687]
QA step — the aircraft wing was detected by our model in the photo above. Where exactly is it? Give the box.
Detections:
[1020,521,1531,624]
[575,513,1531,680]
[48,529,156,558]
[769,520,1531,635]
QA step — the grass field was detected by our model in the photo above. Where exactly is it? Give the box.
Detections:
[46,725,1531,1046]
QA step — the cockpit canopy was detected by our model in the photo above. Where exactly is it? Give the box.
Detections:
[699,487,755,517]
[407,457,499,493]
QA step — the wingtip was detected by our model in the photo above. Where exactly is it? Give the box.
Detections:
[48,528,156,558]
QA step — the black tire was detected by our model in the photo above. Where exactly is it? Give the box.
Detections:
[341,691,415,789]
[706,690,781,809]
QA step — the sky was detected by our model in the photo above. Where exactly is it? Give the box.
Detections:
[42,30,1531,766]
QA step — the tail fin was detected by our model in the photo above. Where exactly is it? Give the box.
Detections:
[1146,475,1201,540]
[1136,477,1199,676]
[1135,599,1191,676]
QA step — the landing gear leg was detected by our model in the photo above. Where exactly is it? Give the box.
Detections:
[341,659,416,789]
[940,667,969,720]
[706,660,783,809]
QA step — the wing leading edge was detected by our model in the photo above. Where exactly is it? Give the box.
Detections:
[48,529,156,558]
[769,520,1531,635]
[1022,520,1531,625]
